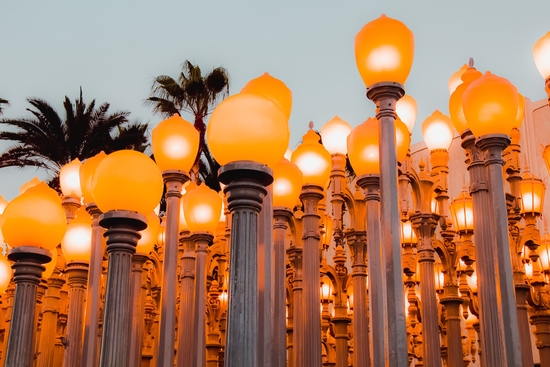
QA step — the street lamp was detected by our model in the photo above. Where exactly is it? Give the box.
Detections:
[533,31,550,102]
[1,182,66,367]
[396,94,417,133]
[448,64,469,95]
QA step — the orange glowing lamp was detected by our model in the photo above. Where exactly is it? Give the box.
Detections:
[400,220,418,244]
[513,93,525,129]
[396,94,417,133]
[61,206,93,263]
[449,190,474,233]
[449,66,482,135]
[320,116,352,155]
[60,158,83,198]
[422,110,454,151]
[448,64,469,95]
[152,114,199,173]
[183,184,223,234]
[20,177,40,195]
[347,118,380,176]
[0,254,11,293]
[136,212,161,255]
[519,172,545,216]
[355,14,414,86]
[80,151,107,205]
[291,126,332,187]
[395,118,411,162]
[533,32,550,80]
[272,158,303,208]
[241,72,292,121]
[91,150,163,216]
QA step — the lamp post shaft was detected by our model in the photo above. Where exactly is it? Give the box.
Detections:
[177,231,196,367]
[367,82,408,367]
[82,204,103,367]
[193,233,212,367]
[63,262,89,367]
[288,245,304,367]
[128,254,149,367]
[259,187,274,367]
[332,311,350,367]
[37,273,65,367]
[157,171,188,367]
[477,134,523,367]
[440,286,464,367]
[5,247,51,367]
[515,284,534,367]
[358,174,383,367]
[219,161,272,367]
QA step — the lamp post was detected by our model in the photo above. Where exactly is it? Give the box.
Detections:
[1,182,67,367]
[91,150,164,367]
[355,15,414,366]
[151,113,197,367]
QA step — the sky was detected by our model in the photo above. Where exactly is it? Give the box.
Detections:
[1,1,549,200]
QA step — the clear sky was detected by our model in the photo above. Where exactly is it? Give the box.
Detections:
[1,1,549,200]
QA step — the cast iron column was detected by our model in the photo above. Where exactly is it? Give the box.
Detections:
[439,285,463,367]
[287,244,303,367]
[5,246,52,367]
[476,134,522,367]
[128,253,149,367]
[259,187,274,367]
[176,230,195,367]
[98,210,146,367]
[63,262,89,367]
[193,232,213,367]
[367,82,408,367]
[219,161,272,367]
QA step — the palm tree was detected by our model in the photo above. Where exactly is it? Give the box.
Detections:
[0,89,149,189]
[145,60,229,191]
[0,99,8,116]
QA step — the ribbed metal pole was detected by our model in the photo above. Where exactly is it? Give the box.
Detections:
[176,231,195,367]
[63,262,89,367]
[128,253,149,367]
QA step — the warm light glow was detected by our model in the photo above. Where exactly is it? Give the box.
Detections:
[449,190,475,233]
[533,31,550,79]
[60,158,83,198]
[320,116,352,155]
[539,233,550,272]
[291,128,332,187]
[157,217,166,247]
[449,66,482,135]
[434,263,445,291]
[400,220,417,244]
[272,159,303,208]
[395,118,411,162]
[514,93,525,129]
[0,254,11,293]
[284,148,292,161]
[136,212,160,255]
[42,249,58,280]
[347,118,380,175]
[0,196,8,215]
[207,93,289,168]
[61,206,92,263]
[422,110,454,151]
[448,64,469,95]
[152,114,199,172]
[183,184,223,234]
[91,150,164,215]
[219,290,228,305]
[525,262,533,280]
[519,171,545,215]
[240,72,293,121]
[80,151,107,205]
[19,177,40,195]
[355,15,414,86]
[462,71,519,137]
[321,283,332,302]
[396,94,417,133]
[2,182,66,251]
[467,272,478,292]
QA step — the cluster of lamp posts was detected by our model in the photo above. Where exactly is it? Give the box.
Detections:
[0,14,549,367]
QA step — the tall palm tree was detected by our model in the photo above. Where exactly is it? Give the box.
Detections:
[0,99,8,116]
[145,60,229,191]
[0,89,149,189]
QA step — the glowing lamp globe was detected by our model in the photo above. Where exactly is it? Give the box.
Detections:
[400,220,418,244]
[291,127,332,187]
[183,184,222,234]
[355,14,414,86]
[448,64,469,95]
[462,72,519,137]
[240,72,292,121]
[0,196,8,215]
[61,206,92,263]
[91,150,163,216]
[152,114,199,172]
[272,158,303,208]
[396,94,417,133]
[80,151,107,205]
[395,118,411,162]
[20,177,40,195]
[449,190,474,233]
[422,110,454,151]
[284,148,293,161]
[513,93,525,129]
[60,158,83,198]
[449,66,482,135]
[2,182,67,251]
[320,116,352,155]
[43,251,58,280]
[136,212,160,255]
[519,172,545,215]
[206,93,289,168]
[347,118,380,175]
[533,32,550,80]
[0,254,11,293]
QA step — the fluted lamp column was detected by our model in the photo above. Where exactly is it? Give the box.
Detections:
[1,182,67,367]
[151,113,198,367]
[91,150,164,367]
[355,15,414,367]
[182,183,223,367]
[463,71,523,367]
[206,86,290,366]
[61,206,93,367]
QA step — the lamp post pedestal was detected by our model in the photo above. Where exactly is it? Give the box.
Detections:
[63,261,89,367]
[98,210,146,367]
[367,81,408,367]
[128,253,150,367]
[219,161,272,367]
[5,246,52,367]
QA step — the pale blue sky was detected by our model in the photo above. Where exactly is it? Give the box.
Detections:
[1,1,549,200]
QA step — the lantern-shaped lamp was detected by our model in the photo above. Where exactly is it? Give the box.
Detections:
[291,126,332,187]
[434,261,445,291]
[272,158,303,208]
[354,14,414,86]
[61,206,92,263]
[20,177,40,195]
[448,64,469,95]
[320,116,352,155]
[396,94,417,133]
[183,184,223,234]
[539,233,550,272]
[400,220,418,244]
[152,114,199,173]
[422,110,454,151]
[136,212,161,255]
[450,190,474,233]
[321,282,332,302]
[533,32,550,81]
[241,72,292,121]
[466,270,478,293]
[449,66,483,135]
[91,150,163,216]
[60,158,83,198]
[80,151,107,205]
[519,171,546,216]
[347,118,380,176]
